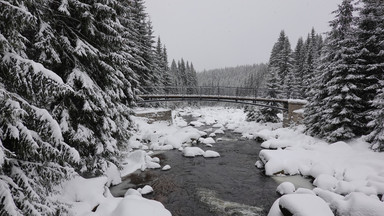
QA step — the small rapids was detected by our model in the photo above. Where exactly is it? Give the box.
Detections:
[196,188,264,216]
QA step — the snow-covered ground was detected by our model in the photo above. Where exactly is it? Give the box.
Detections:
[56,107,384,216]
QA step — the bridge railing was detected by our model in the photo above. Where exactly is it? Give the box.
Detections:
[141,86,268,98]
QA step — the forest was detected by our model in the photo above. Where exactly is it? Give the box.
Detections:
[0,0,383,215]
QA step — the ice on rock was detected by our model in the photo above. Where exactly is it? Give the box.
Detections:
[162,165,171,171]
[183,147,205,157]
[203,150,220,158]
[279,194,333,216]
[276,182,295,195]
[138,185,154,195]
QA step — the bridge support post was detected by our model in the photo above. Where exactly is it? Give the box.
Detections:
[283,100,307,127]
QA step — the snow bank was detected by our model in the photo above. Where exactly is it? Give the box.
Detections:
[59,175,170,216]
[258,126,384,216]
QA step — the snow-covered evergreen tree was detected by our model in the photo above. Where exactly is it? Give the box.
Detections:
[319,0,364,142]
[268,30,294,98]
[0,0,168,213]
[359,0,384,151]
[292,37,307,98]
[255,68,281,123]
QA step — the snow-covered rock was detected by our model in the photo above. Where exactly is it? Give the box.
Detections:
[189,121,205,127]
[203,150,220,158]
[162,165,171,171]
[183,147,205,157]
[279,194,333,216]
[209,133,216,137]
[201,137,215,144]
[214,129,225,134]
[276,182,295,195]
[138,185,154,195]
[212,123,223,128]
[255,160,264,169]
[111,195,171,216]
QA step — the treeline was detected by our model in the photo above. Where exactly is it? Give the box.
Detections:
[197,64,268,89]
[169,59,198,88]
[0,0,170,215]
[252,0,384,151]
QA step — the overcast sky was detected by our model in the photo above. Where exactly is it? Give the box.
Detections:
[145,0,340,71]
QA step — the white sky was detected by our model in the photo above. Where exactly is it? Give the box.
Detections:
[145,0,340,71]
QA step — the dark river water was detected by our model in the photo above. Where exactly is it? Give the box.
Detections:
[110,116,281,216]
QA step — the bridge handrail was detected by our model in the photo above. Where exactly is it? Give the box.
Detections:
[139,85,272,98]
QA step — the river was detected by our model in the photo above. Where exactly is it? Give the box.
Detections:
[110,114,310,216]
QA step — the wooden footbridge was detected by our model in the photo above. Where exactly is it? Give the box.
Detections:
[137,86,306,126]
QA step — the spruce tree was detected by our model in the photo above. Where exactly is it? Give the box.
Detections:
[256,68,281,123]
[292,37,307,98]
[360,0,384,151]
[321,0,363,141]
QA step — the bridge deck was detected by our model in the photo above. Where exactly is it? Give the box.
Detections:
[138,94,289,103]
